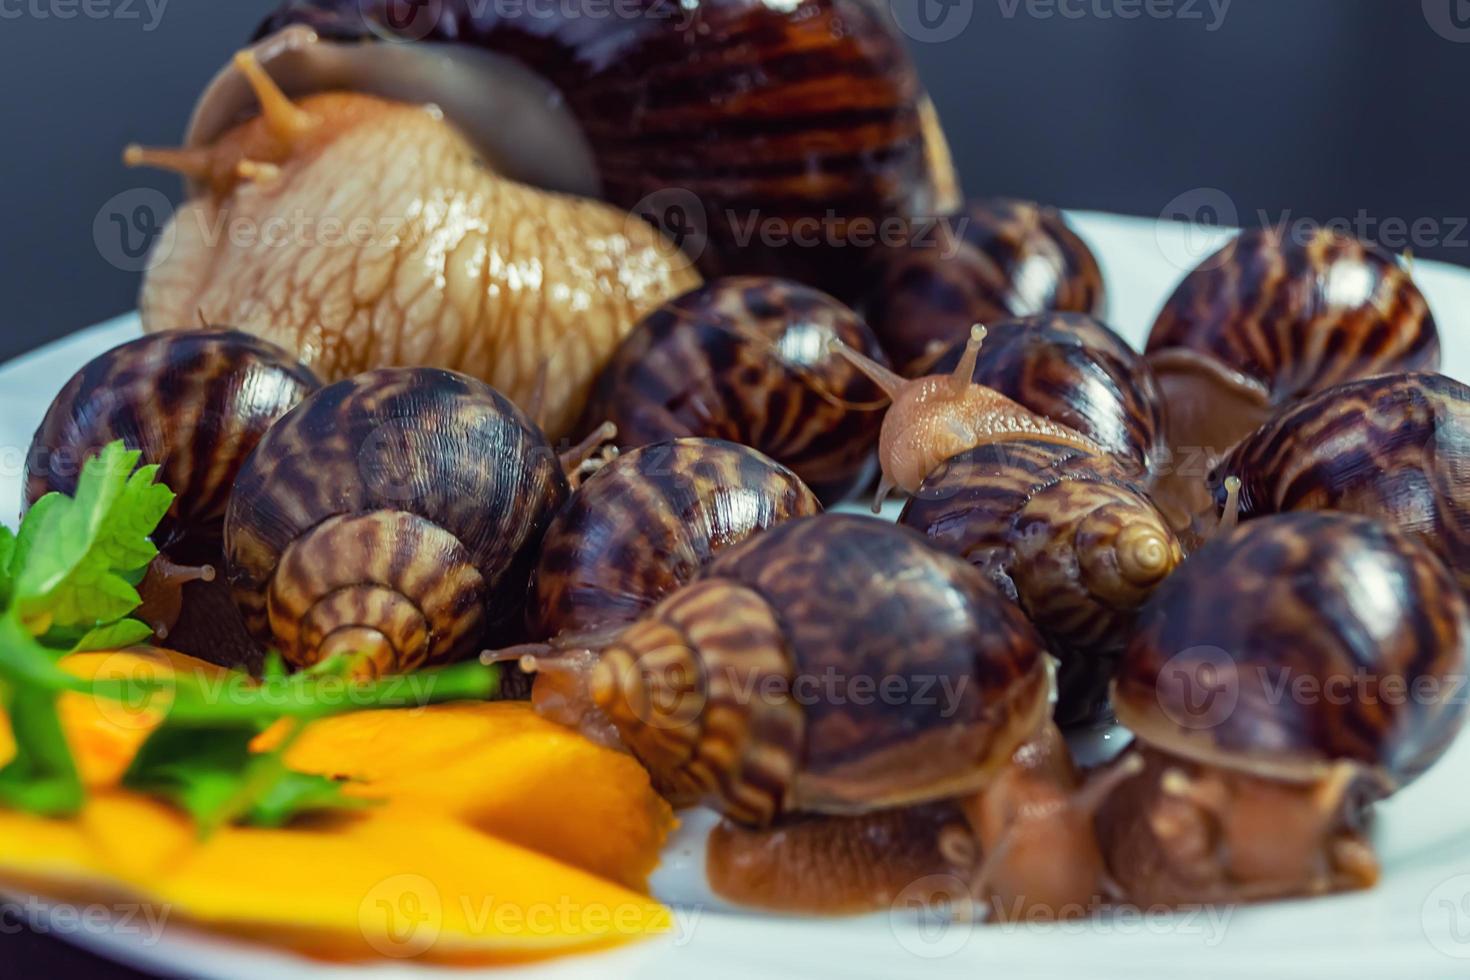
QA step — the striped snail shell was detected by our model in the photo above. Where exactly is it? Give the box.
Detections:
[532,438,821,642]
[1147,225,1439,466]
[589,514,1052,825]
[900,438,1183,726]
[1102,513,1469,905]
[1209,372,1470,592]
[925,313,1167,478]
[226,368,567,675]
[861,199,1105,376]
[583,278,891,502]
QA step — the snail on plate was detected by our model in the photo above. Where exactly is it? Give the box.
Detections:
[499,514,1133,920]
[860,199,1105,376]
[581,278,890,502]
[225,367,569,677]
[531,438,822,644]
[1145,225,1438,524]
[24,329,319,654]
[1204,372,1470,593]
[126,1,958,439]
[1099,513,1469,906]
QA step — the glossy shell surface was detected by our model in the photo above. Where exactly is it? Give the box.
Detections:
[1115,512,1470,787]
[532,438,821,640]
[584,277,889,501]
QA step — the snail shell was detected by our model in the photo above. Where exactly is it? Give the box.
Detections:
[861,199,1105,375]
[25,329,319,564]
[532,438,821,641]
[226,367,567,675]
[249,0,959,299]
[925,313,1167,478]
[1116,512,1468,789]
[1210,372,1470,592]
[583,278,891,502]
[591,514,1052,825]
[1146,225,1439,464]
[900,438,1183,726]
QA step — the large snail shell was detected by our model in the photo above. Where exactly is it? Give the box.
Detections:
[226,367,567,675]
[532,438,821,641]
[593,514,1052,825]
[583,278,890,502]
[25,330,319,564]
[1211,372,1470,593]
[861,200,1105,375]
[900,438,1183,726]
[248,0,959,299]
[926,313,1166,478]
[1115,512,1469,789]
[1146,226,1439,462]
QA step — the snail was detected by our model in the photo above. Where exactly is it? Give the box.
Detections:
[1145,225,1439,525]
[900,439,1184,727]
[531,438,822,643]
[1100,512,1469,906]
[860,199,1105,376]
[581,278,891,502]
[922,313,1167,479]
[225,367,569,676]
[24,329,320,654]
[498,514,1129,919]
[127,0,959,439]
[1204,372,1470,592]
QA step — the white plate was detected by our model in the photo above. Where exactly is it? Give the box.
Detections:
[4,213,1470,979]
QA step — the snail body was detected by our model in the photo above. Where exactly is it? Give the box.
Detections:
[1146,225,1438,476]
[901,439,1183,726]
[24,329,320,653]
[582,278,890,502]
[532,438,821,642]
[1101,512,1469,906]
[226,367,567,675]
[862,199,1105,376]
[1209,372,1470,593]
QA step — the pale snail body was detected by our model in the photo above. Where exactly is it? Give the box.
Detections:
[862,199,1106,376]
[1208,372,1470,593]
[1101,513,1469,906]
[24,330,320,661]
[582,278,890,502]
[531,438,822,642]
[900,439,1183,726]
[226,367,567,676]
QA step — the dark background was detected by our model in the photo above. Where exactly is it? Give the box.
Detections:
[1,0,1468,975]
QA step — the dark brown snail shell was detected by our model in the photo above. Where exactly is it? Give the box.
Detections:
[1208,372,1470,593]
[582,277,890,502]
[900,438,1183,727]
[24,329,319,565]
[925,313,1167,478]
[226,367,567,675]
[860,200,1105,375]
[246,0,959,300]
[1102,512,1468,906]
[590,514,1053,826]
[532,438,821,642]
[1146,225,1439,466]
[1116,512,1468,788]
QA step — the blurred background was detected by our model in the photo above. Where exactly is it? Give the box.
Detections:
[0,0,1466,366]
